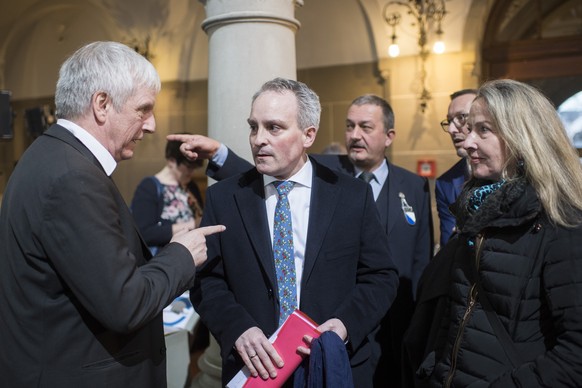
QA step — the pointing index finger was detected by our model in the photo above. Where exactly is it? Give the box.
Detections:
[166,134,195,143]
[197,225,226,236]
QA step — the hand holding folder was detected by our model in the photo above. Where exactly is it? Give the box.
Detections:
[227,310,321,388]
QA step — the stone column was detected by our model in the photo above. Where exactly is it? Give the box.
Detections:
[200,0,302,161]
[190,2,302,387]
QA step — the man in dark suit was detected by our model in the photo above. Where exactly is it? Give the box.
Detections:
[171,94,432,387]
[435,89,476,247]
[0,41,224,388]
[190,78,399,387]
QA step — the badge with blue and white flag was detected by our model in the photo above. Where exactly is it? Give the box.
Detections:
[399,192,416,225]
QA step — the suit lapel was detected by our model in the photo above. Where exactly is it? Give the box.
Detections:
[232,162,342,289]
[375,179,389,228]
[386,161,404,235]
[452,175,465,198]
[302,161,340,285]
[45,124,152,260]
[234,174,277,287]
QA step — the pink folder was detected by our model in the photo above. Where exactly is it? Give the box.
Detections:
[242,310,321,387]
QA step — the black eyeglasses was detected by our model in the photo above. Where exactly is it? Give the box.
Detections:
[440,113,469,131]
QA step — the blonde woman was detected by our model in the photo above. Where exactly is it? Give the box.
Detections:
[406,79,582,387]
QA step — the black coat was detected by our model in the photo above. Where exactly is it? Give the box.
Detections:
[405,180,582,387]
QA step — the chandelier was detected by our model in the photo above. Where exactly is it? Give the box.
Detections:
[383,0,447,113]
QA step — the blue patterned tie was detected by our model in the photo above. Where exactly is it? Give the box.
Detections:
[273,181,297,326]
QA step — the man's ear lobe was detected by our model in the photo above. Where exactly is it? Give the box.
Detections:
[303,126,317,147]
[385,129,396,147]
[92,92,109,122]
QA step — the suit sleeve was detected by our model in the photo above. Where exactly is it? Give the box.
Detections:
[40,169,196,333]
[435,178,456,247]
[206,147,253,181]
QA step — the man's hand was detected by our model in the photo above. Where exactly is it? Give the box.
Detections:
[166,134,221,161]
[297,318,347,356]
[170,225,225,267]
[234,326,284,380]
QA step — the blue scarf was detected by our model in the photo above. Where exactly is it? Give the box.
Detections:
[467,180,506,246]
[468,180,506,213]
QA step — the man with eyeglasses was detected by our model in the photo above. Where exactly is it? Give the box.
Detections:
[435,89,477,247]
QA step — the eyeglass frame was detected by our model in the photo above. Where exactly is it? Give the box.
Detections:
[440,113,469,132]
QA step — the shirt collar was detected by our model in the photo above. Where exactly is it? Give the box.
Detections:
[57,118,117,176]
[263,157,313,189]
[354,158,388,184]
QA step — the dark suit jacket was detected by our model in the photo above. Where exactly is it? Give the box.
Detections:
[435,158,468,246]
[206,149,433,387]
[0,124,197,387]
[193,157,399,387]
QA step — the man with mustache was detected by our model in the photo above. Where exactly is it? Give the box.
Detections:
[170,93,432,387]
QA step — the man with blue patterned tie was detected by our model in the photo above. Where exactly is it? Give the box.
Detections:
[190,78,398,387]
[172,93,433,387]
[173,94,433,387]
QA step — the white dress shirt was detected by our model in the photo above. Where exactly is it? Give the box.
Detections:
[263,159,312,307]
[355,159,389,201]
[57,118,117,176]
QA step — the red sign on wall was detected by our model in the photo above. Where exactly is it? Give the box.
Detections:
[417,159,436,178]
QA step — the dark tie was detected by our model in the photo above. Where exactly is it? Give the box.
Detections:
[358,171,376,184]
[272,181,297,326]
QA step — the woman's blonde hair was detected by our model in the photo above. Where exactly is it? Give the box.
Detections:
[476,79,582,227]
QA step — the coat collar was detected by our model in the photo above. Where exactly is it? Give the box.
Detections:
[43,124,107,175]
[303,157,341,284]
[452,178,541,236]
[384,159,405,233]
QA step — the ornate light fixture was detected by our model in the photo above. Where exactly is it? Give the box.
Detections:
[383,0,447,113]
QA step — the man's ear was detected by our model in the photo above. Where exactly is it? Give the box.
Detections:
[92,92,109,124]
[385,128,396,148]
[303,126,317,148]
